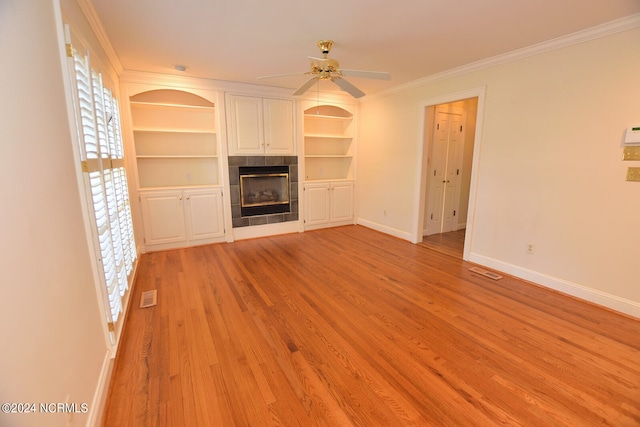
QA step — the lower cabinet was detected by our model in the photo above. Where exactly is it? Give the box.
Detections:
[139,187,225,251]
[303,181,354,229]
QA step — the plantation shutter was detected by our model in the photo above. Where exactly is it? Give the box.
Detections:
[68,29,136,336]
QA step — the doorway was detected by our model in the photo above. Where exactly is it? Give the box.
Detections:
[424,105,467,237]
[413,88,485,261]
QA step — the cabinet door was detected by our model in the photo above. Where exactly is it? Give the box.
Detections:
[227,95,264,155]
[140,190,187,245]
[330,182,354,223]
[304,183,331,226]
[263,98,295,155]
[184,188,225,241]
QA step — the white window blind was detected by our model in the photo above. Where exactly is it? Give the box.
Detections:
[69,40,136,332]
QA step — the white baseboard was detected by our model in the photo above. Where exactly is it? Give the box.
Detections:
[357,218,414,242]
[87,349,114,426]
[469,253,640,319]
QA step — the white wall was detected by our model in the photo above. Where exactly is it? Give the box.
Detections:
[357,25,640,316]
[0,1,109,426]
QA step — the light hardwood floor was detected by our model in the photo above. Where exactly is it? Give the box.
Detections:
[102,225,640,426]
[419,230,465,259]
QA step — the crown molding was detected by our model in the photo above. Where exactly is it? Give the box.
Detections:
[366,13,640,102]
[119,70,297,98]
[74,0,123,75]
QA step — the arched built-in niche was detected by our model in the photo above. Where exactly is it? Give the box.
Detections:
[129,89,218,188]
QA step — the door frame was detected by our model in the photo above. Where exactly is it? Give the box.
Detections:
[412,87,486,261]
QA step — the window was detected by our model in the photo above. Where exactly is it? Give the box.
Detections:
[68,34,136,340]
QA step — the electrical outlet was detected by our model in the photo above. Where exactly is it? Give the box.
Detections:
[526,242,535,254]
[185,171,192,181]
[626,167,640,182]
[622,147,640,161]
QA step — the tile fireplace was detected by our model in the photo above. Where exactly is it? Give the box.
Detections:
[228,156,298,228]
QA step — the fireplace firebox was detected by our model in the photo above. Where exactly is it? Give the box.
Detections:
[239,166,290,217]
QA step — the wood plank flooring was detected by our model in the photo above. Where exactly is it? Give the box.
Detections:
[102,225,640,426]
[419,230,465,259]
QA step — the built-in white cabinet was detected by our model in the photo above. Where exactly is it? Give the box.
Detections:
[303,181,354,229]
[139,187,224,249]
[226,94,295,156]
[302,101,356,230]
[126,86,226,251]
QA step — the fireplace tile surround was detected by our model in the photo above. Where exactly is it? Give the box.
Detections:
[228,156,298,228]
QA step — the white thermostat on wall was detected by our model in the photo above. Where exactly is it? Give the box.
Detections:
[624,126,640,145]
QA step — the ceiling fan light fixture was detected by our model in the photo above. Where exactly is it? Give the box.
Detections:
[257,39,390,98]
[316,40,334,56]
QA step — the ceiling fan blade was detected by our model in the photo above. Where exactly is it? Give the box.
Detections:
[340,69,391,80]
[257,72,307,80]
[330,76,365,98]
[292,77,319,96]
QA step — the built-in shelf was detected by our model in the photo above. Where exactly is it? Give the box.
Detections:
[135,155,218,159]
[130,102,215,134]
[130,91,219,189]
[132,128,217,134]
[304,134,352,139]
[130,101,214,109]
[303,104,355,181]
[304,155,353,158]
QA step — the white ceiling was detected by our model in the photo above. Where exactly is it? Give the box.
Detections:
[90,0,640,97]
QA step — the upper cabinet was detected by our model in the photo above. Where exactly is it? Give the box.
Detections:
[226,94,295,156]
[302,103,355,181]
[129,89,220,188]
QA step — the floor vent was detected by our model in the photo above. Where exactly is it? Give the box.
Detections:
[469,267,503,280]
[140,290,157,308]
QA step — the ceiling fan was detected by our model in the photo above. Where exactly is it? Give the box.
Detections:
[258,40,391,98]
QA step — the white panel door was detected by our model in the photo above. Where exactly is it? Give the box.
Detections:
[330,182,354,223]
[425,110,449,235]
[426,108,464,236]
[442,113,463,233]
[263,98,295,155]
[184,188,225,241]
[140,190,187,245]
[304,182,331,226]
[227,95,263,155]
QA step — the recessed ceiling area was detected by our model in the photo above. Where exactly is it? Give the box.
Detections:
[90,0,640,97]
